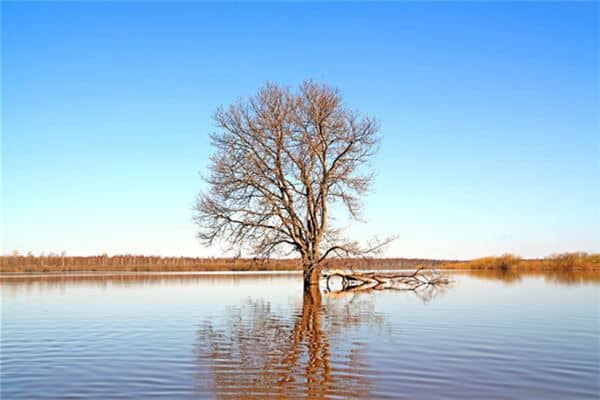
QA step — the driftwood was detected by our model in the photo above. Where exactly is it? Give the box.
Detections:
[324,267,452,294]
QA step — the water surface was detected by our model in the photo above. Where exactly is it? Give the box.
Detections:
[1,271,598,399]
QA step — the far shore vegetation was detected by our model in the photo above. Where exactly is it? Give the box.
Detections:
[1,252,598,274]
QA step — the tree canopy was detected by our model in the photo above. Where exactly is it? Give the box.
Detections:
[195,80,389,287]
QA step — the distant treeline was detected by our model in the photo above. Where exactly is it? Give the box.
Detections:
[0,252,597,273]
[0,254,449,273]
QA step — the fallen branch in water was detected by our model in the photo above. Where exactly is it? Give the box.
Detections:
[323,267,452,294]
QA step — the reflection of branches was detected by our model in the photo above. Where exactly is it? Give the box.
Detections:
[196,301,306,398]
[195,287,378,399]
[194,274,449,399]
[323,268,452,303]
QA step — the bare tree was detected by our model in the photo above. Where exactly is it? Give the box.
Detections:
[195,80,391,289]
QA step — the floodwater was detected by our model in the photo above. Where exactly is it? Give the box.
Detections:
[1,271,598,399]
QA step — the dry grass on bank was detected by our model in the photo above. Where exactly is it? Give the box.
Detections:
[0,255,446,273]
[0,253,597,274]
[438,252,600,271]
[0,255,298,273]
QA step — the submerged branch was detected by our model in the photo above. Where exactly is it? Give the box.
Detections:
[323,268,452,296]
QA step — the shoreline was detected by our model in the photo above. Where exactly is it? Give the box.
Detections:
[1,265,599,276]
[1,253,598,274]
[2,268,599,287]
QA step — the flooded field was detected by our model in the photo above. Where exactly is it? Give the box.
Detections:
[1,271,598,399]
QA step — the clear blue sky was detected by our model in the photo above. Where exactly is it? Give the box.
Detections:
[2,2,598,259]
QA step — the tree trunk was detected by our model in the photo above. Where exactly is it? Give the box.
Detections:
[303,260,321,290]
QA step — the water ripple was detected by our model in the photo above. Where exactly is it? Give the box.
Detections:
[1,272,598,399]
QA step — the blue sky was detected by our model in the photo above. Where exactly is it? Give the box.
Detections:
[2,2,598,259]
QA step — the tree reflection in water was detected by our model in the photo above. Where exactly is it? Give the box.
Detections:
[195,283,450,399]
[195,286,382,399]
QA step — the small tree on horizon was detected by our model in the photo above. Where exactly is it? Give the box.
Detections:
[195,80,391,290]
